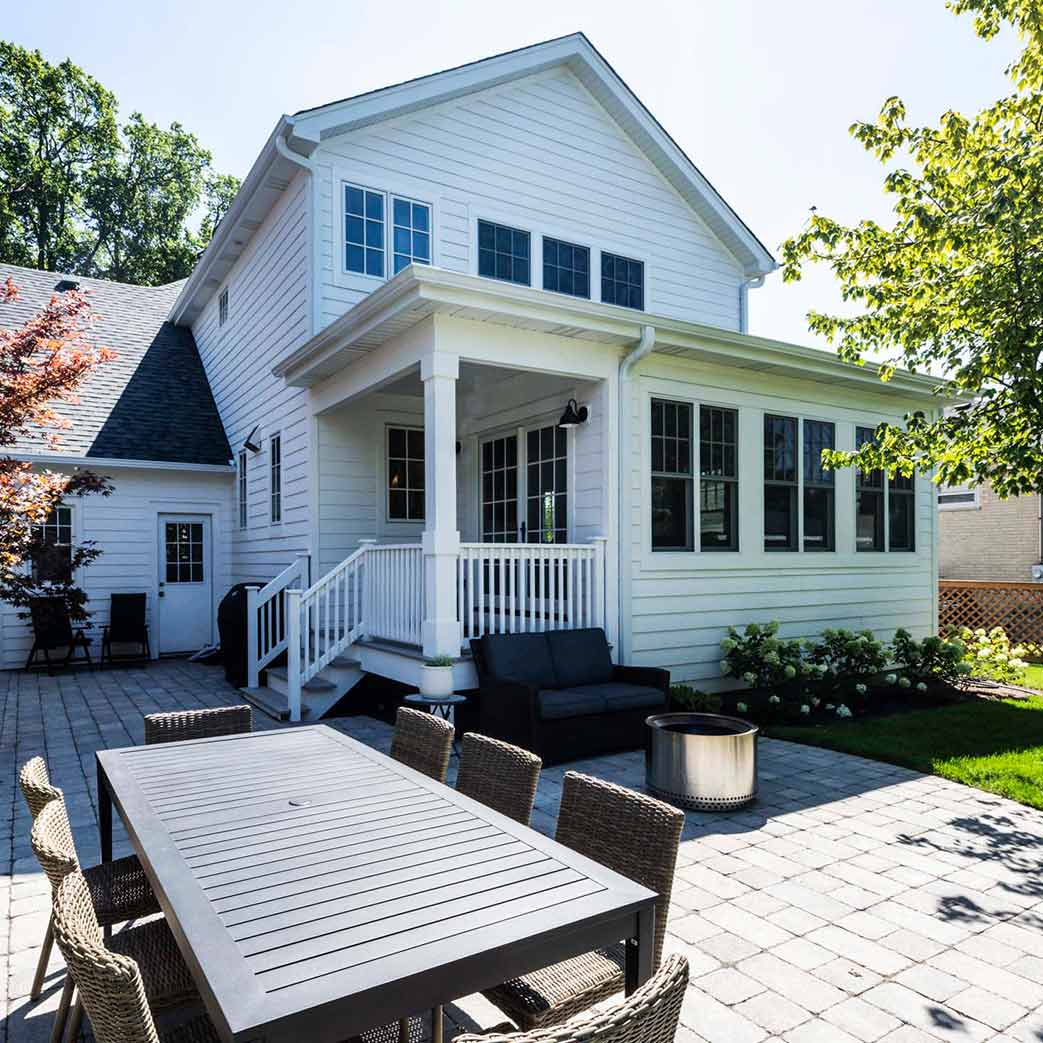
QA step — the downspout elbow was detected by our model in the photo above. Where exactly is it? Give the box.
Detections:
[620,325,656,380]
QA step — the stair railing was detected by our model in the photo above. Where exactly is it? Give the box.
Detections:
[245,555,309,689]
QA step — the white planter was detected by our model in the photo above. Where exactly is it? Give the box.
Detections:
[419,665,455,698]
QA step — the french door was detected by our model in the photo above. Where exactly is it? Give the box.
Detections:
[481,423,568,543]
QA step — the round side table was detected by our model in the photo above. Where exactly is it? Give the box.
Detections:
[404,693,468,755]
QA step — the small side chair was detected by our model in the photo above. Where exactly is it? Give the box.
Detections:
[143,704,252,744]
[25,596,92,673]
[390,706,454,783]
[456,733,542,825]
[101,593,151,668]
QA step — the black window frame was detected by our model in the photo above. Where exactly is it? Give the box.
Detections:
[763,414,798,551]
[601,251,644,310]
[387,426,425,522]
[889,471,916,552]
[31,505,73,584]
[477,220,531,286]
[650,398,694,552]
[855,425,885,553]
[542,237,590,299]
[802,419,836,552]
[699,405,739,552]
[270,433,282,525]
[218,288,229,327]
[238,451,248,530]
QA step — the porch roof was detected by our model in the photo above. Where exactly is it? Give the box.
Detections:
[273,265,948,402]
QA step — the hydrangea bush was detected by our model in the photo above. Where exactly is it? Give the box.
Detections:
[948,626,1028,684]
[891,629,971,687]
[719,621,805,693]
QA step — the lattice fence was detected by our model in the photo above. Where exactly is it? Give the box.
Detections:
[939,580,1043,645]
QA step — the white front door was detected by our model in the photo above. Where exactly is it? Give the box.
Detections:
[157,515,213,654]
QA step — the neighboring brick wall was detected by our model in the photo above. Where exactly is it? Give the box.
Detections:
[939,486,1040,581]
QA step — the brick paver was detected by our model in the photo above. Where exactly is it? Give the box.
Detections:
[3,662,1043,1042]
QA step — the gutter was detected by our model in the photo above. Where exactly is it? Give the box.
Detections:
[9,452,236,474]
[617,325,655,660]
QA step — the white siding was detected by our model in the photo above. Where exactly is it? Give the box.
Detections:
[191,169,312,586]
[1,467,232,669]
[312,67,744,332]
[623,355,937,686]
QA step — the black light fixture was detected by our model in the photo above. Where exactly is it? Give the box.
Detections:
[242,424,261,453]
[557,398,588,429]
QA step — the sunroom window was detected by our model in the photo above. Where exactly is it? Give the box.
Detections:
[699,405,738,551]
[345,185,385,277]
[889,472,916,551]
[392,198,431,274]
[803,420,836,551]
[855,426,884,551]
[478,220,530,286]
[764,414,798,551]
[651,399,693,551]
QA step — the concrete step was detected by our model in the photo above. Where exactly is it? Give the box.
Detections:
[240,686,294,721]
[266,667,336,697]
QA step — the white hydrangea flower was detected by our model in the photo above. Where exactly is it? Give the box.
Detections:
[825,703,835,710]
[783,664,797,680]
[736,701,747,713]
[855,683,867,696]
[898,676,912,689]
[743,671,757,684]
[800,704,810,715]
[836,704,852,718]
[719,659,730,674]
[768,695,781,705]
[884,673,897,685]
[916,681,928,692]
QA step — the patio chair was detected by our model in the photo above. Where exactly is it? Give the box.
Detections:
[461,953,688,1043]
[484,772,684,1031]
[390,706,454,783]
[50,869,218,1043]
[24,595,92,673]
[143,704,252,744]
[101,593,150,668]
[456,733,542,825]
[31,799,166,1043]
[19,758,159,1010]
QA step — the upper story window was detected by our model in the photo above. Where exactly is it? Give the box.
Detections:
[345,185,385,277]
[855,426,884,552]
[803,420,836,552]
[478,220,530,286]
[764,414,798,551]
[392,197,431,274]
[543,238,590,299]
[651,399,694,551]
[700,406,738,551]
[238,451,248,530]
[32,506,73,583]
[939,485,978,510]
[218,288,229,327]
[270,434,282,524]
[388,426,425,522]
[601,252,644,310]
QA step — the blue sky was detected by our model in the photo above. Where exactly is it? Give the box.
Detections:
[3,0,1018,346]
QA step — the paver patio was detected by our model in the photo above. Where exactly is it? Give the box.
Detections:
[2,661,1043,1043]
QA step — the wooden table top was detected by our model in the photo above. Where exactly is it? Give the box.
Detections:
[98,725,655,1042]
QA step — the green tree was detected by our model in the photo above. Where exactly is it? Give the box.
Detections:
[0,42,239,285]
[781,1,1043,497]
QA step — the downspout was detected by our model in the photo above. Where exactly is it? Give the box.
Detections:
[739,274,765,334]
[617,325,656,661]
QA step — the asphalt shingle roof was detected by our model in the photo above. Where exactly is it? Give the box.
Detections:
[0,263,231,466]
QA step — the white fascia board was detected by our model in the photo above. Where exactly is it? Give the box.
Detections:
[9,452,236,474]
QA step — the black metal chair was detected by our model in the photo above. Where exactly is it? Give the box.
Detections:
[101,593,150,668]
[25,596,92,673]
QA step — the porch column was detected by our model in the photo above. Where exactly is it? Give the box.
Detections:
[421,351,462,658]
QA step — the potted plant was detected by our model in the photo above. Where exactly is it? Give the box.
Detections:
[420,655,456,698]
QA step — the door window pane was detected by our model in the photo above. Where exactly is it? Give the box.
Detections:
[527,424,567,543]
[387,427,424,521]
[482,435,519,543]
[165,522,205,584]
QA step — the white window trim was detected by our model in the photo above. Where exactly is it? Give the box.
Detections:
[238,451,248,530]
[389,193,434,277]
[269,433,282,526]
[854,424,919,552]
[31,503,78,584]
[938,485,980,511]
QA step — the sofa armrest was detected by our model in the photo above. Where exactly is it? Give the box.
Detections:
[612,664,670,697]
[478,680,539,747]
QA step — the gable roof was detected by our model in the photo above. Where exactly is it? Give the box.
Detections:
[170,33,776,327]
[0,263,232,467]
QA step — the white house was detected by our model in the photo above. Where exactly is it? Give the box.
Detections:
[2,34,942,720]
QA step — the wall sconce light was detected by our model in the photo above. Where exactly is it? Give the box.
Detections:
[242,424,261,453]
[557,398,589,429]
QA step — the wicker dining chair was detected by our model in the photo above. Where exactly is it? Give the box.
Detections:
[143,704,252,745]
[462,953,688,1043]
[50,870,220,1043]
[19,758,160,1017]
[31,800,181,1043]
[456,733,542,825]
[484,772,684,1031]
[390,707,454,783]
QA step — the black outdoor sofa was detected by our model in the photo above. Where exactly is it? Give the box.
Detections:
[468,627,669,765]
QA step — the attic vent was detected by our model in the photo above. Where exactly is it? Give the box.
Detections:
[54,279,80,293]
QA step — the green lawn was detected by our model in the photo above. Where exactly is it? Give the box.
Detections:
[770,689,1043,810]
[1023,662,1043,691]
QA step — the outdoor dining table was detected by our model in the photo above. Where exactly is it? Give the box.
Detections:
[96,724,657,1043]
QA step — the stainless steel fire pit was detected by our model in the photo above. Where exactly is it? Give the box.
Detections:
[645,713,758,810]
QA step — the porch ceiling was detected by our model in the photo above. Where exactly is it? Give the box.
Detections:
[272,265,947,402]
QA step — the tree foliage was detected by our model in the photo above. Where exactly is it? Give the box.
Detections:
[0,277,112,620]
[781,1,1043,496]
[0,41,239,285]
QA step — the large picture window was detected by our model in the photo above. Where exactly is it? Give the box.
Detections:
[699,406,738,551]
[387,427,425,522]
[651,399,693,551]
[855,426,884,552]
[803,420,835,551]
[32,506,73,583]
[764,414,798,551]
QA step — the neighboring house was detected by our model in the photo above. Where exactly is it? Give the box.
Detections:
[939,484,1042,582]
[2,34,943,718]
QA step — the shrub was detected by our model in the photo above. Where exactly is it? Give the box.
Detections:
[806,628,889,697]
[949,626,1028,685]
[891,628,971,686]
[720,621,804,694]
[670,686,722,713]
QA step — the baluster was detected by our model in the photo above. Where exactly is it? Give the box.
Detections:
[554,551,563,628]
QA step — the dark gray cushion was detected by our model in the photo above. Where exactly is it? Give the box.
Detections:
[584,682,666,713]
[479,633,557,689]
[546,628,614,688]
[537,687,609,721]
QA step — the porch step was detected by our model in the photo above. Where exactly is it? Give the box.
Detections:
[240,686,293,722]
[266,667,337,693]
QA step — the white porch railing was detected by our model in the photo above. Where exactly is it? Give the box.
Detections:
[245,556,309,688]
[362,544,425,646]
[457,539,606,644]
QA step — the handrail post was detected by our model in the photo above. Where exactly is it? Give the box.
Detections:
[590,537,608,636]
[297,554,311,588]
[358,540,377,640]
[286,589,303,723]
[245,585,261,689]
